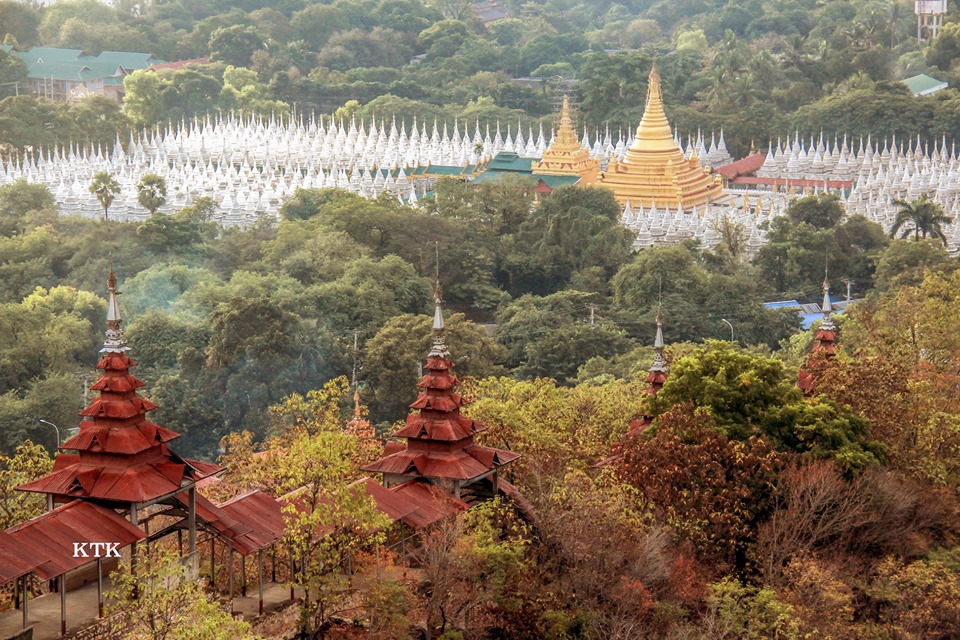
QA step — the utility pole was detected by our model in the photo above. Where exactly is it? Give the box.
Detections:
[351,330,359,387]
[589,305,595,326]
[841,278,854,302]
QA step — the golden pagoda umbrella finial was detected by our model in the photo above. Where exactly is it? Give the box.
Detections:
[630,61,675,152]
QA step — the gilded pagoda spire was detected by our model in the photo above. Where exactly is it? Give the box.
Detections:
[632,63,675,153]
[598,62,725,209]
[553,95,579,149]
[531,95,599,182]
[101,263,128,353]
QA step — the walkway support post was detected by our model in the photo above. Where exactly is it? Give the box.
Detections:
[22,575,28,629]
[228,547,234,615]
[59,574,66,636]
[97,557,104,617]
[258,549,264,615]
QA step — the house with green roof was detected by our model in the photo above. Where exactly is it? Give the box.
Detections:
[902,73,948,96]
[471,151,583,196]
[14,47,164,103]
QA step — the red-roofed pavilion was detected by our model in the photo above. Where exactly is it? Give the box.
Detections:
[362,284,520,505]
[798,277,838,395]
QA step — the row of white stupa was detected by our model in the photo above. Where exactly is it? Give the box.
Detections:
[0,113,955,253]
[623,134,960,254]
[0,113,732,225]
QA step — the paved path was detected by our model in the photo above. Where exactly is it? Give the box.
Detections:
[0,579,292,639]
[0,578,113,639]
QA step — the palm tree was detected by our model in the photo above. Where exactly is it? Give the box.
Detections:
[890,194,954,243]
[137,173,167,215]
[89,171,120,221]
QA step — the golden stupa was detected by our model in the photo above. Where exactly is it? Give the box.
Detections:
[531,95,599,183]
[598,63,725,209]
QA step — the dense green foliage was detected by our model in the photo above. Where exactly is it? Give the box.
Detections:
[4,0,960,155]
[3,3,960,639]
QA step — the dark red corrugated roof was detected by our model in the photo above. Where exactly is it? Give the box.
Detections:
[355,478,467,530]
[389,480,467,529]
[2,500,145,580]
[498,479,536,524]
[0,530,41,583]
[363,445,519,481]
[732,176,853,189]
[715,152,766,179]
[218,490,286,555]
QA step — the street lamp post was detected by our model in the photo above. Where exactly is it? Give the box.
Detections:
[38,419,61,449]
[720,318,734,342]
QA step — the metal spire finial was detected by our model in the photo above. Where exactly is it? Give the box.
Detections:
[820,262,836,331]
[428,243,449,358]
[650,280,667,372]
[353,387,363,420]
[101,262,129,353]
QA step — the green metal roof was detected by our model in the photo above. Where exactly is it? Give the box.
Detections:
[471,170,537,184]
[484,151,534,172]
[20,62,102,81]
[88,51,157,68]
[21,48,84,61]
[421,164,471,176]
[535,174,581,188]
[15,47,162,82]
[903,74,948,96]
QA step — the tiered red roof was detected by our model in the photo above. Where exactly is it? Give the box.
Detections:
[362,288,518,485]
[798,280,838,395]
[597,310,670,468]
[19,268,221,505]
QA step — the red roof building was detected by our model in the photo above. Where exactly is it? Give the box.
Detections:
[798,278,838,395]
[19,268,221,506]
[362,284,520,505]
[596,308,670,468]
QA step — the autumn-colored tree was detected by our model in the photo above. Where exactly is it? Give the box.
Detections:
[109,547,263,640]
[364,576,416,640]
[414,499,531,640]
[0,440,52,528]
[618,405,785,570]
[758,460,956,583]
[844,269,960,369]
[533,469,705,638]
[756,461,873,581]
[463,376,649,492]
[649,341,883,471]
[701,577,800,640]
[779,555,856,640]
[215,378,392,638]
[868,557,960,638]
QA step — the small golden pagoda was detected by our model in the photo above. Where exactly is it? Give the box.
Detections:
[531,96,599,183]
[599,63,725,209]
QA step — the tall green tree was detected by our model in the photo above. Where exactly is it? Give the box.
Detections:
[88,171,120,221]
[136,173,167,215]
[507,186,635,296]
[890,194,953,243]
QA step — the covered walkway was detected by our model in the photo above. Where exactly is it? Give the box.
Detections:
[0,577,292,639]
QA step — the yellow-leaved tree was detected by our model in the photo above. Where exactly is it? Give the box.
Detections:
[110,548,263,640]
[218,377,392,639]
